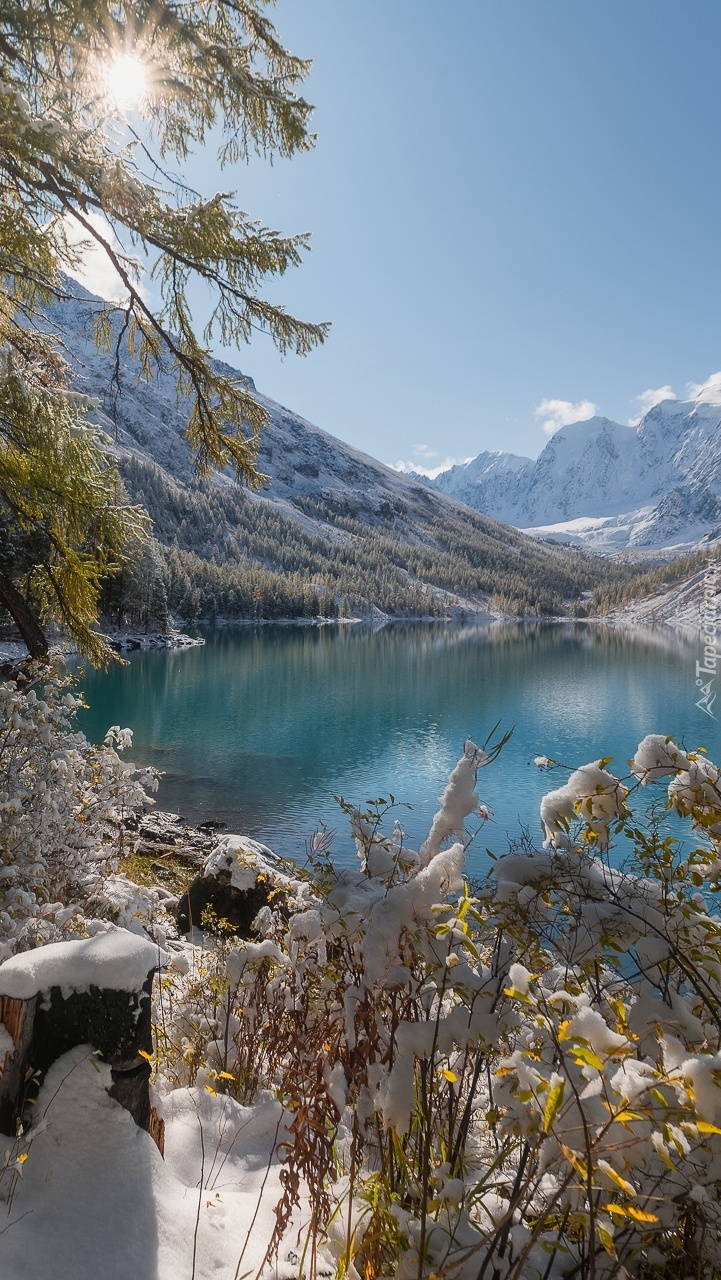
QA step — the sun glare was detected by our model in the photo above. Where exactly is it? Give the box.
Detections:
[103,53,148,110]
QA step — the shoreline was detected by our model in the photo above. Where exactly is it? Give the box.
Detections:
[0,592,707,669]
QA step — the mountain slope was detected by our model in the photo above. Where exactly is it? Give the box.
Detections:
[431,399,721,553]
[38,283,646,619]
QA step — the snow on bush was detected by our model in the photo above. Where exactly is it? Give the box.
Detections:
[0,669,156,956]
[631,733,691,782]
[142,734,721,1279]
[540,760,629,848]
[7,721,721,1279]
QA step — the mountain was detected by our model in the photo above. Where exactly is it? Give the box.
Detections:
[426,451,535,517]
[430,400,721,553]
[600,566,719,635]
[36,283,650,621]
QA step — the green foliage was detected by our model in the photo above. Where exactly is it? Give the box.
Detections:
[0,352,149,662]
[0,0,326,658]
[102,537,169,633]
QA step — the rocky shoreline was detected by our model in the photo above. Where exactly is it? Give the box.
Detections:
[123,808,224,873]
[0,629,205,670]
[121,808,299,940]
[109,631,205,652]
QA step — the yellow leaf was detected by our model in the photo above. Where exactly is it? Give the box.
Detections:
[560,1143,588,1179]
[558,1019,573,1042]
[696,1120,721,1135]
[459,935,480,961]
[137,1049,153,1062]
[441,1069,458,1083]
[606,1204,630,1218]
[608,996,627,1024]
[614,1110,645,1126]
[570,1045,605,1071]
[16,1152,28,1164]
[597,1226,617,1259]
[543,1079,565,1132]
[626,1206,659,1224]
[603,1166,636,1197]
[205,1085,217,1096]
[217,1071,235,1081]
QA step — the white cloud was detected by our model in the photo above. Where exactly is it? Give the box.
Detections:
[687,372,721,406]
[627,384,676,426]
[534,397,599,436]
[391,456,473,480]
[59,211,144,303]
[414,443,439,459]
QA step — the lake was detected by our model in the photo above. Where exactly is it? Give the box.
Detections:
[74,621,719,875]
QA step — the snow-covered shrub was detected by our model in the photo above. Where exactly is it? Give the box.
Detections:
[0,668,157,956]
[5,715,721,1277]
[540,759,629,848]
[139,733,721,1277]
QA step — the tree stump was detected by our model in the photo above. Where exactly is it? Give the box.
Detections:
[0,994,38,1134]
[0,931,165,1147]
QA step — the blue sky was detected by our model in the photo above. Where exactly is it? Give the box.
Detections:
[83,1,721,470]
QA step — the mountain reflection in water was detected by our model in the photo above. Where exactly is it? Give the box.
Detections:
[74,621,716,872]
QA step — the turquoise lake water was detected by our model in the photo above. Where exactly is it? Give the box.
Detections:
[74,621,720,874]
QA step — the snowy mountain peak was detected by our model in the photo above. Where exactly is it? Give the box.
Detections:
[431,398,721,553]
[689,373,721,407]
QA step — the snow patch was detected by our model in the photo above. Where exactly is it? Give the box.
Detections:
[202,834,292,890]
[0,929,165,999]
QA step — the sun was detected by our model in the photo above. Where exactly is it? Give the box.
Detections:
[103,52,148,111]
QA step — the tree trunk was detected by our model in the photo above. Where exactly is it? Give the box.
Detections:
[0,570,49,660]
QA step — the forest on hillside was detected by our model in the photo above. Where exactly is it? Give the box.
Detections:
[105,455,669,628]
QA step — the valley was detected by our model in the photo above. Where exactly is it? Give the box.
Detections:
[40,285,694,630]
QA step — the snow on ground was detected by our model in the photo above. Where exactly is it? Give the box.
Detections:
[0,641,26,666]
[522,508,658,552]
[601,566,719,636]
[1,1050,320,1280]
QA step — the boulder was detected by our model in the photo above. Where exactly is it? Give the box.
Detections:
[176,835,292,936]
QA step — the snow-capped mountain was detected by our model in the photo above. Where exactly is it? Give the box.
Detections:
[39,282,481,534]
[428,450,535,517]
[34,281,631,619]
[431,399,721,553]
